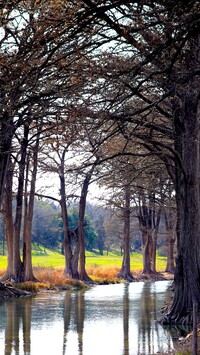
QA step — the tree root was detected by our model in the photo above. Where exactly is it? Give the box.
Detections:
[159,312,193,326]
[117,271,134,282]
[0,282,32,299]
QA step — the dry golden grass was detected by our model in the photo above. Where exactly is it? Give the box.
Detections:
[33,265,124,285]
[33,267,86,288]
[0,267,86,292]
[87,265,121,282]
[34,267,65,285]
[15,281,53,293]
[0,265,173,292]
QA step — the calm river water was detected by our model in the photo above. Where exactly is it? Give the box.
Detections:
[0,280,177,355]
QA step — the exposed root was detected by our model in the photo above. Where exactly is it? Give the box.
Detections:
[79,275,95,285]
[159,310,194,326]
[0,282,32,299]
[117,271,134,282]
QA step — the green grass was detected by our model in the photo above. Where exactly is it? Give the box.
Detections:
[86,253,167,271]
[0,256,7,270]
[0,249,167,271]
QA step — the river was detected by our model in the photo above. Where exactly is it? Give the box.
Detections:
[0,280,179,355]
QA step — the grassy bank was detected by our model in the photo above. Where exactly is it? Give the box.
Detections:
[0,249,170,284]
[0,250,167,272]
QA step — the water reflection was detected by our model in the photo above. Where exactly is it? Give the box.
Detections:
[63,291,85,354]
[0,281,179,355]
[3,298,32,355]
[123,285,129,355]
[136,282,172,354]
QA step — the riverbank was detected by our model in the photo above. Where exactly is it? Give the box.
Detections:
[28,267,175,288]
[0,282,33,299]
[166,332,200,355]
[0,269,197,355]
[0,279,178,355]
[0,267,174,296]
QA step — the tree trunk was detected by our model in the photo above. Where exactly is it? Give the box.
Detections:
[1,158,14,281]
[165,235,175,274]
[78,169,94,282]
[78,226,91,281]
[165,211,176,273]
[71,233,80,279]
[138,191,161,274]
[60,173,73,278]
[162,73,200,324]
[23,130,40,281]
[151,230,158,273]
[13,125,30,281]
[138,193,154,275]
[118,185,134,281]
[151,207,161,273]
[141,229,153,274]
[0,118,14,208]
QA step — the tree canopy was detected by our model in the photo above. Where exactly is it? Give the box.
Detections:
[0,0,200,324]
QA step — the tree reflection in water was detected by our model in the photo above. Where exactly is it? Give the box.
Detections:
[62,282,175,355]
[123,284,129,355]
[63,290,85,355]
[136,282,173,354]
[0,281,185,355]
[4,297,32,355]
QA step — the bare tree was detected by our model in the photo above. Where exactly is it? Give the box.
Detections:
[78,0,200,324]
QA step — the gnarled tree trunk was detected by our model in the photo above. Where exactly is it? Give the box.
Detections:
[162,75,200,325]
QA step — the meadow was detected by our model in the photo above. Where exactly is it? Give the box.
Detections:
[0,247,167,279]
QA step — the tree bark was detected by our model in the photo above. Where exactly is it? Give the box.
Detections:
[165,211,176,273]
[23,129,40,281]
[162,69,200,324]
[78,168,95,282]
[141,229,153,274]
[151,207,161,273]
[138,190,161,274]
[165,236,175,274]
[71,229,80,279]
[118,185,134,281]
[1,158,14,281]
[0,118,14,208]
[60,172,73,278]
[138,193,154,274]
[13,125,30,281]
